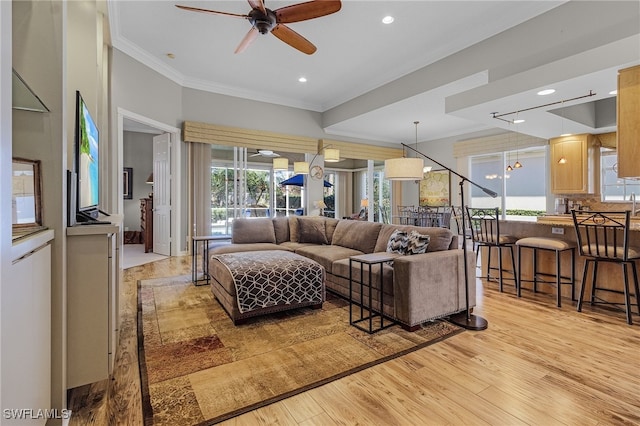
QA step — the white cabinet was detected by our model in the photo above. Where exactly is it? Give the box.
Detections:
[66,219,121,388]
[3,230,54,426]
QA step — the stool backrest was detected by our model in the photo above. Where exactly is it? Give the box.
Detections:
[571,210,631,261]
[465,207,501,245]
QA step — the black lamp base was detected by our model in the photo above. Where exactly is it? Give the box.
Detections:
[449,312,488,331]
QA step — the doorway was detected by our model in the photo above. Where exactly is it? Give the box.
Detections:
[116,108,182,257]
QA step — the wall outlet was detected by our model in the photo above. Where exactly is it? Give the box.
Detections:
[551,227,564,235]
[124,226,129,231]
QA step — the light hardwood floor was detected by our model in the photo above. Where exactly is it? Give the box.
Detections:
[69,255,640,425]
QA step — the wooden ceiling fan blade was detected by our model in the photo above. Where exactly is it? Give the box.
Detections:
[271,24,316,55]
[175,5,249,19]
[275,0,341,24]
[235,27,259,54]
[247,0,266,14]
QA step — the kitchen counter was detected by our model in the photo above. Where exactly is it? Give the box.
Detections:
[537,214,640,230]
[479,218,640,307]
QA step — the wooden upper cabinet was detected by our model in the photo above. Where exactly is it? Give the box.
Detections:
[617,65,640,178]
[550,133,599,194]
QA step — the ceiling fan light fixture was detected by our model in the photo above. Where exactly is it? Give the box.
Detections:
[273,157,289,170]
[294,161,309,174]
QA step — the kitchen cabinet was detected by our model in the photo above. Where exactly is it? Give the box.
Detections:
[550,133,599,194]
[617,65,640,178]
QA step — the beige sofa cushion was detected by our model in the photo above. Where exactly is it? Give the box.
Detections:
[272,217,290,244]
[325,218,340,243]
[298,219,328,244]
[332,220,382,254]
[232,218,276,244]
[295,245,363,274]
[375,224,453,253]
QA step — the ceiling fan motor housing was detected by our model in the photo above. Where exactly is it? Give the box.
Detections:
[249,8,277,34]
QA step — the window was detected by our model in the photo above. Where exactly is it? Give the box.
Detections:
[470,147,547,219]
[601,148,640,202]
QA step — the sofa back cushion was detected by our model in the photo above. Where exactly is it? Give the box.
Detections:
[332,220,382,254]
[298,219,329,244]
[231,218,276,244]
[272,217,290,244]
[375,224,453,253]
[325,218,340,244]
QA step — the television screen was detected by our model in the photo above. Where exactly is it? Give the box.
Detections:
[75,91,99,212]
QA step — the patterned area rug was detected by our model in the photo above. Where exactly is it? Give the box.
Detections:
[138,275,463,426]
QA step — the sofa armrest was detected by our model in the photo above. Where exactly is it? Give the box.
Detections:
[391,249,476,326]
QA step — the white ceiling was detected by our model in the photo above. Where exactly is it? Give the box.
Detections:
[111,0,640,145]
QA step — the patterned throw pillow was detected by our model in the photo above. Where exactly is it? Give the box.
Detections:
[386,229,408,255]
[407,230,430,255]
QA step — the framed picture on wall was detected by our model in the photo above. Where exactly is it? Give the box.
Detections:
[123,167,133,200]
[419,169,450,207]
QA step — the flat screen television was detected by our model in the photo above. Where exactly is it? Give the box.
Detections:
[75,90,100,221]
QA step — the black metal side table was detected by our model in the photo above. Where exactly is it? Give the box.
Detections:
[191,235,231,286]
[349,252,400,333]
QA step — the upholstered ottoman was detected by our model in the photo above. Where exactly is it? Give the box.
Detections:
[208,250,325,324]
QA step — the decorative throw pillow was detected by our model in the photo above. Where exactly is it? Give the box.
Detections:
[386,229,408,255]
[298,219,329,245]
[407,230,430,255]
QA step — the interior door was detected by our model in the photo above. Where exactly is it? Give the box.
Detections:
[153,133,171,256]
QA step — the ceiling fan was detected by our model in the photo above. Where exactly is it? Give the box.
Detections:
[250,149,281,158]
[175,0,341,55]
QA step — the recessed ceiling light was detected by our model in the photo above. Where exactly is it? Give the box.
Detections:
[513,119,525,124]
[609,90,618,95]
[537,89,555,96]
[382,16,394,24]
[298,77,307,83]
[166,53,175,59]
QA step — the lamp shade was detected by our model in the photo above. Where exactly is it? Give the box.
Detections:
[324,148,340,162]
[293,161,309,174]
[361,198,369,207]
[315,200,327,209]
[146,173,154,184]
[384,158,424,180]
[272,157,289,170]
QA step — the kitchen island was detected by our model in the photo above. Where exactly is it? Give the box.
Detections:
[479,215,640,310]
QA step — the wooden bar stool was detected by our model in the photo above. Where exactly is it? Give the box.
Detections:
[572,210,640,325]
[515,237,576,307]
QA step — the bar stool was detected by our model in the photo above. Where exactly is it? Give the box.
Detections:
[515,237,576,307]
[572,210,640,325]
[466,207,518,292]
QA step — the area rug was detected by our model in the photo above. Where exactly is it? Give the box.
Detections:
[138,275,463,426]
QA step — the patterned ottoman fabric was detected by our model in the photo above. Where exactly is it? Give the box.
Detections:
[210,250,325,316]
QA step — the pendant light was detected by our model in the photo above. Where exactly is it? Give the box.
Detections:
[512,113,523,168]
[506,124,513,171]
[384,121,424,180]
[558,101,568,164]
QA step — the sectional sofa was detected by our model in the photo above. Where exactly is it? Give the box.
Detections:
[208,216,476,330]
